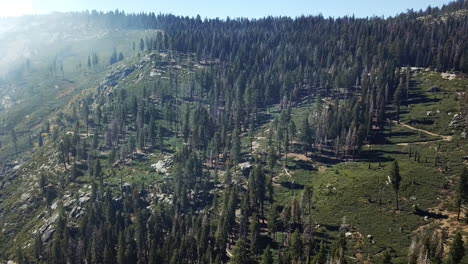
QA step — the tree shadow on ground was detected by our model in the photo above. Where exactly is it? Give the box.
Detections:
[280,181,304,190]
[414,208,448,220]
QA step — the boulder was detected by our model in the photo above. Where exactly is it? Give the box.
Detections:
[151,156,173,174]
[461,131,467,139]
[41,226,55,242]
[151,160,167,174]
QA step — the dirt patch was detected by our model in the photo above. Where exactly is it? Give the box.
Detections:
[413,176,468,247]
[441,72,457,80]
[318,166,327,173]
[396,141,438,146]
[287,153,312,162]
[394,121,452,142]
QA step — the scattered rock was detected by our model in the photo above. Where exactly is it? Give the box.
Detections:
[449,113,463,128]
[20,192,31,202]
[41,226,55,242]
[70,206,83,218]
[461,131,467,139]
[78,195,90,204]
[151,156,173,174]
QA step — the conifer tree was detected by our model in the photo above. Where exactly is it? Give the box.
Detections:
[117,231,126,264]
[231,128,241,169]
[260,246,274,264]
[391,160,402,210]
[291,229,304,261]
[455,167,468,220]
[230,239,250,264]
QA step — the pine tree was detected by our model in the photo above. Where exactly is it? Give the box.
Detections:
[312,242,327,264]
[393,81,403,124]
[230,239,250,264]
[249,213,259,254]
[260,246,274,264]
[300,115,313,155]
[290,228,303,261]
[455,167,468,220]
[104,244,116,264]
[16,246,25,264]
[390,160,402,210]
[82,101,90,136]
[447,232,465,264]
[382,250,392,264]
[117,231,126,264]
[34,234,43,261]
[248,119,255,154]
[268,205,279,240]
[231,128,241,169]
[94,159,102,180]
[140,38,145,52]
[129,135,136,157]
[10,128,18,155]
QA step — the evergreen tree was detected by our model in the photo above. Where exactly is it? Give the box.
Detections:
[230,239,250,264]
[390,160,402,210]
[249,214,260,254]
[312,242,327,264]
[117,231,126,264]
[447,232,465,264]
[393,81,403,124]
[382,250,392,264]
[10,128,18,155]
[300,115,312,155]
[231,127,242,170]
[260,246,274,264]
[140,38,145,51]
[455,167,468,220]
[290,228,303,261]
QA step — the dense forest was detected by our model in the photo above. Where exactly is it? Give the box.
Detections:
[2,1,468,264]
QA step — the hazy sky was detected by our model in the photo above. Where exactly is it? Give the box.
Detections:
[0,0,453,18]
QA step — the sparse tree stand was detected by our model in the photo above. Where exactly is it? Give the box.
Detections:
[390,160,402,210]
[455,167,468,221]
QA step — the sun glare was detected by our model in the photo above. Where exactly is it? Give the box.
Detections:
[0,0,35,17]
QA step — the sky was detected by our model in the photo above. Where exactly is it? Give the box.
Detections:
[0,0,454,18]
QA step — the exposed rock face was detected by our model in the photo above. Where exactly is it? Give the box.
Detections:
[41,226,55,242]
[449,113,465,130]
[101,65,136,87]
[151,156,173,174]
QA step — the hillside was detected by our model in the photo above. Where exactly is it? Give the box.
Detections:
[0,1,468,264]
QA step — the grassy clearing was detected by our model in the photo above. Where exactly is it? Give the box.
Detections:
[268,72,468,263]
[399,71,467,135]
